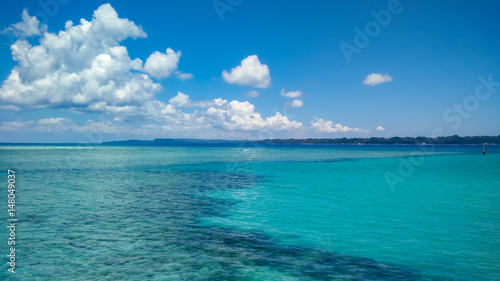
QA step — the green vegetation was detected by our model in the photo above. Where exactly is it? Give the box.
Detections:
[102,135,500,146]
[257,135,500,145]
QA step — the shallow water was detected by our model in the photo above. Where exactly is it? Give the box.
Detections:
[0,145,498,280]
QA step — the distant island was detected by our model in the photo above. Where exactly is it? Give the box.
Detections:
[102,135,500,146]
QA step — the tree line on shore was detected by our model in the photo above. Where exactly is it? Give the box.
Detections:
[102,135,500,146]
[256,135,500,145]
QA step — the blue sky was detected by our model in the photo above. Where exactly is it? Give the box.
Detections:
[0,0,499,142]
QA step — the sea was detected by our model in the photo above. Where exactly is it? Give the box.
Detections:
[0,144,499,280]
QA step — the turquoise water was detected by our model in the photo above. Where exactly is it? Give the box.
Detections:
[0,145,499,280]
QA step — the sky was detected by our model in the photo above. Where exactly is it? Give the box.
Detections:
[0,0,499,142]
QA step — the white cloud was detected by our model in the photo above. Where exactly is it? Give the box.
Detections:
[143,48,181,79]
[0,4,192,113]
[363,73,392,86]
[2,9,47,37]
[205,99,302,131]
[169,92,191,107]
[376,126,385,131]
[166,92,212,108]
[76,93,302,134]
[89,3,147,41]
[311,118,367,133]
[222,55,271,88]
[286,99,303,108]
[247,90,259,98]
[281,88,303,98]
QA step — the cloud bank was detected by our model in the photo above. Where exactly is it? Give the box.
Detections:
[311,118,368,133]
[0,4,161,112]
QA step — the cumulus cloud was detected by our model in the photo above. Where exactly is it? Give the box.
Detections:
[166,92,212,108]
[281,88,303,98]
[0,4,194,113]
[2,9,47,37]
[286,99,303,108]
[222,55,271,88]
[247,90,259,98]
[311,118,367,133]
[143,48,181,79]
[0,4,155,110]
[206,99,302,131]
[363,73,392,86]
[376,126,385,131]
